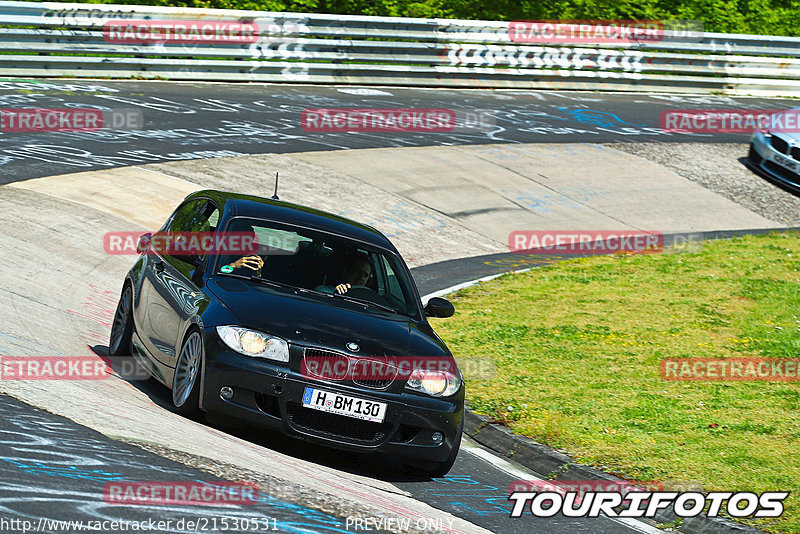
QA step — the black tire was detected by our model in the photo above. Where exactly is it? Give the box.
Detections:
[171,330,203,417]
[403,418,463,478]
[109,284,134,357]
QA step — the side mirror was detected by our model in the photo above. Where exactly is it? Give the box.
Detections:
[424,297,454,318]
[137,232,152,254]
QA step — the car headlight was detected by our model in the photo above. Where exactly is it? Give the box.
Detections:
[405,368,461,397]
[216,326,289,362]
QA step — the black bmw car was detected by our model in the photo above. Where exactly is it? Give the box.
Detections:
[109,190,463,476]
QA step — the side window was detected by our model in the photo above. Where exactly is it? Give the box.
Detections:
[194,204,220,261]
[186,202,218,233]
[380,256,404,302]
[164,200,219,267]
[167,200,204,233]
[207,209,219,231]
[168,200,219,234]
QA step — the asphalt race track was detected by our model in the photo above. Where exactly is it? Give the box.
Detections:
[0,79,794,534]
[0,393,654,534]
[0,79,795,183]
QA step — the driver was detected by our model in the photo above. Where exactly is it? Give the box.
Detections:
[317,256,372,295]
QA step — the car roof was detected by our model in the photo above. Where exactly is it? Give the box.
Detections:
[186,190,397,252]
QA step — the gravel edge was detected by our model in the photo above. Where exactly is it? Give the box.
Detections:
[605,142,800,226]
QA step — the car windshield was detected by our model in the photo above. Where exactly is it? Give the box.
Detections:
[213,216,421,320]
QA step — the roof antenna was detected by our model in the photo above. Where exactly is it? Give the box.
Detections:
[271,172,280,200]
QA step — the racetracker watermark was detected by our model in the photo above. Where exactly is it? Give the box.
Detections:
[661,109,800,133]
[103,481,259,505]
[508,490,788,518]
[104,20,259,44]
[0,108,143,132]
[508,20,703,44]
[661,357,800,381]
[301,355,494,381]
[509,231,663,255]
[300,108,496,133]
[1,355,151,381]
[103,356,153,381]
[104,231,263,256]
[0,356,110,380]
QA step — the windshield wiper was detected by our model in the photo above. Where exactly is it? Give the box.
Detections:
[296,287,333,297]
[332,293,397,314]
[253,277,297,290]
[218,272,398,314]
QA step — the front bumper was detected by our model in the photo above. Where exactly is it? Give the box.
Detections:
[748,131,800,193]
[200,331,464,463]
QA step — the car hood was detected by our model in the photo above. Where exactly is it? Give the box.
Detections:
[773,131,800,143]
[768,108,800,142]
[207,277,445,357]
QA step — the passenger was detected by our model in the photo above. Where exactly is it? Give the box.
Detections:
[227,255,263,271]
[222,226,263,272]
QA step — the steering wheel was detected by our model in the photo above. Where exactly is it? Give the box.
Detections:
[344,286,393,308]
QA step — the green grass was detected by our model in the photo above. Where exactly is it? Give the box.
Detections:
[432,232,800,533]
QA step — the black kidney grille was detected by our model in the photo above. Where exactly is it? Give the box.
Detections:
[303,348,349,380]
[771,135,789,153]
[351,358,398,390]
[304,348,397,389]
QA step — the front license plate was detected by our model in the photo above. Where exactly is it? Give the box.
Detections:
[301,387,387,423]
[774,153,798,171]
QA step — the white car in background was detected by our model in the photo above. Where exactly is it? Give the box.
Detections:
[748,107,800,193]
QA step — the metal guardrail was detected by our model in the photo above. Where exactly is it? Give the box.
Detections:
[1,1,800,95]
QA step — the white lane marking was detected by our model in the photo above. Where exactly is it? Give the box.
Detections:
[461,445,665,534]
[462,444,538,481]
[337,88,393,96]
[421,269,530,305]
